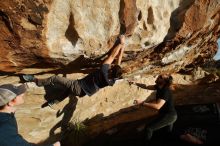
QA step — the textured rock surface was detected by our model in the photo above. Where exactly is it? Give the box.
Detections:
[1,0,219,74]
[0,0,220,145]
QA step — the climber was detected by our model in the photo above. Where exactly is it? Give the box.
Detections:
[129,74,177,143]
[22,35,125,105]
[0,83,61,146]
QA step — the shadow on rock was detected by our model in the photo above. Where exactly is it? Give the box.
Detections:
[38,85,78,146]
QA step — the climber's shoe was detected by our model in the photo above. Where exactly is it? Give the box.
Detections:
[22,74,35,82]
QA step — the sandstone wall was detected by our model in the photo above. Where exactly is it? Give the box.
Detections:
[1,0,219,74]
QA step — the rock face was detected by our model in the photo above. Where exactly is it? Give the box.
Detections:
[1,0,219,74]
[0,0,220,145]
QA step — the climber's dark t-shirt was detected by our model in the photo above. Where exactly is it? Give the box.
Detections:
[79,64,115,96]
[155,85,176,114]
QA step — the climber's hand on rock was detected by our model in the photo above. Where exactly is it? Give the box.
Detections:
[120,35,125,45]
[53,141,61,146]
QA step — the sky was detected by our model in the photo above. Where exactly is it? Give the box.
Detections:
[213,38,220,60]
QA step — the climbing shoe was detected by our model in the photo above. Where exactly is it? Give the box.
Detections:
[22,74,35,82]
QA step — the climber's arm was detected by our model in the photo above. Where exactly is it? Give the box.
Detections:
[103,35,125,65]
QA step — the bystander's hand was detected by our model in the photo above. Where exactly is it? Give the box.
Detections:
[133,99,143,105]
